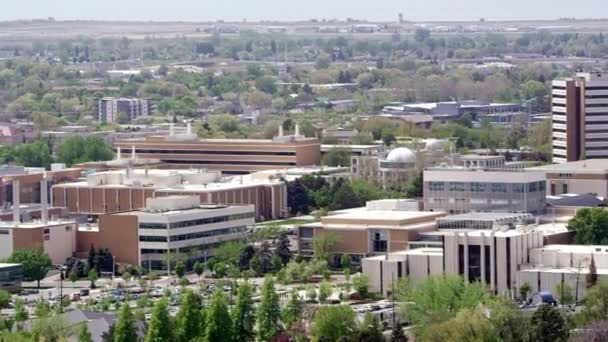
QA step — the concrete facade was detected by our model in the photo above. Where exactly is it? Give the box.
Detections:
[552,73,608,163]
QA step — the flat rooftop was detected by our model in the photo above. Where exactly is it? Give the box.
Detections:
[322,210,444,223]
[531,159,608,173]
[0,220,76,229]
[0,263,21,268]
[437,212,533,222]
[114,204,253,218]
[533,244,608,254]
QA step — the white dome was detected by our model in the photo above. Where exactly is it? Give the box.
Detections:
[386,147,416,163]
[425,139,444,151]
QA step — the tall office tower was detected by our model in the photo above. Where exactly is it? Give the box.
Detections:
[552,73,608,163]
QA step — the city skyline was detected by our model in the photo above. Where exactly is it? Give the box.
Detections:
[1,0,607,22]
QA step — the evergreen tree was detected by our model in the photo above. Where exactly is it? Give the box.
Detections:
[204,289,233,342]
[282,290,304,328]
[587,256,598,289]
[391,322,408,342]
[275,233,292,265]
[87,244,96,271]
[252,242,273,276]
[78,323,93,342]
[529,304,567,342]
[193,261,204,278]
[114,303,137,342]
[256,276,282,341]
[175,290,203,342]
[239,245,255,269]
[232,281,256,342]
[146,298,173,342]
[355,313,384,342]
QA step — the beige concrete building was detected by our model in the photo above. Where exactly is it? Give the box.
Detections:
[114,125,321,174]
[424,166,547,214]
[298,210,446,265]
[531,159,608,197]
[77,196,255,270]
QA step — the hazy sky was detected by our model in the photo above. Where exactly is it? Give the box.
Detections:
[1,0,606,22]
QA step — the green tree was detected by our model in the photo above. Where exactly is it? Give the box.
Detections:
[421,307,498,342]
[282,290,304,328]
[256,276,282,341]
[319,281,332,304]
[275,233,292,265]
[399,275,493,336]
[69,270,78,286]
[114,303,137,342]
[233,281,256,342]
[352,273,370,298]
[356,313,385,342]
[315,54,331,69]
[322,147,351,167]
[194,261,204,279]
[13,298,29,325]
[7,248,52,288]
[78,323,93,342]
[0,290,9,309]
[404,172,423,198]
[519,281,531,301]
[341,254,352,270]
[311,305,357,342]
[214,241,245,265]
[88,268,99,289]
[312,232,340,262]
[146,298,173,342]
[204,289,233,342]
[567,208,608,245]
[57,136,113,166]
[175,290,202,342]
[555,281,574,305]
[577,281,608,325]
[587,256,598,289]
[391,323,408,342]
[529,304,567,342]
[254,76,277,95]
[175,262,185,278]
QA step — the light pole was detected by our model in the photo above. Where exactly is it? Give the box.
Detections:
[112,256,116,288]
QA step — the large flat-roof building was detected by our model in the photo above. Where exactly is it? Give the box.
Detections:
[113,126,321,174]
[423,166,546,214]
[552,73,608,163]
[77,196,255,270]
[531,159,608,197]
[297,209,446,265]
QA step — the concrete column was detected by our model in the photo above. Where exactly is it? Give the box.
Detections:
[12,180,20,227]
[463,232,469,283]
[41,175,48,225]
[490,231,496,292]
[480,232,486,286]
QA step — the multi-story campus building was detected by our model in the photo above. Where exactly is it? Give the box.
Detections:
[423,165,546,214]
[531,158,608,197]
[98,97,150,124]
[0,263,23,292]
[51,168,289,222]
[297,208,445,265]
[113,127,321,174]
[552,73,608,163]
[77,196,255,270]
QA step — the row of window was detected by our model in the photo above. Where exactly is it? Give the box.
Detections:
[139,212,255,230]
[427,181,545,193]
[122,149,296,156]
[139,226,248,243]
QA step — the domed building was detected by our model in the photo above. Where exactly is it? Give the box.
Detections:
[379,147,418,189]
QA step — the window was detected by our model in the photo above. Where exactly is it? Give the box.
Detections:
[512,184,525,193]
[168,226,247,242]
[300,227,314,238]
[139,236,167,242]
[428,182,445,191]
[470,182,486,192]
[528,182,537,192]
[449,182,466,192]
[0,230,8,235]
[539,181,546,192]
[491,183,507,193]
[168,212,255,229]
[562,184,568,194]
